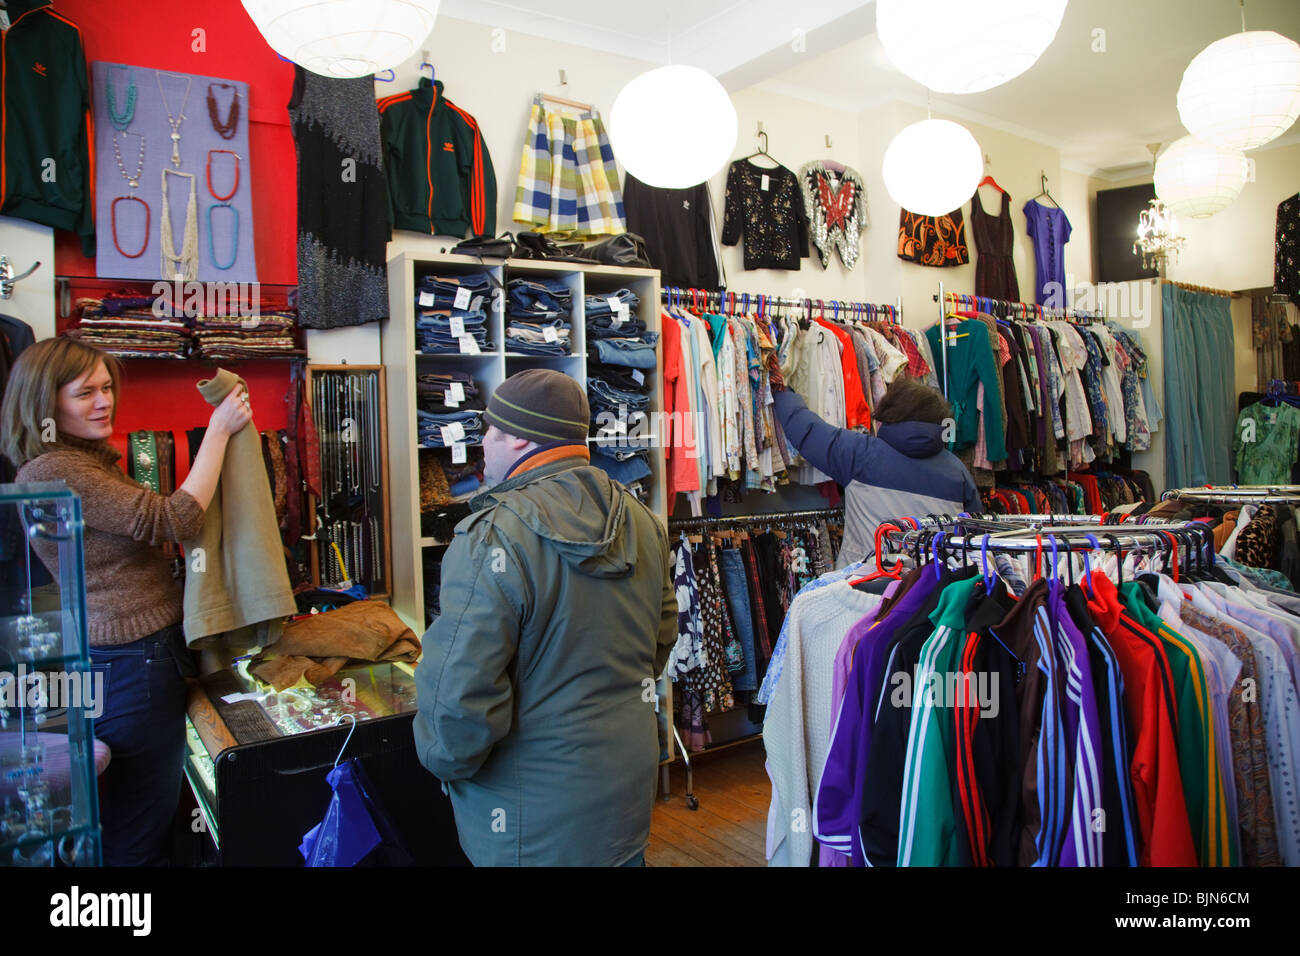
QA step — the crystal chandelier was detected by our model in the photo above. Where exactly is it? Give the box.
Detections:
[1133,198,1185,270]
[1133,142,1185,271]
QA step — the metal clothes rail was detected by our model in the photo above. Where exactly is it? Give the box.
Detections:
[1164,485,1300,505]
[668,507,843,531]
[660,287,903,324]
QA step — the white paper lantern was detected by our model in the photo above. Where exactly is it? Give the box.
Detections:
[1178,30,1300,150]
[241,0,441,78]
[609,66,737,189]
[1154,136,1248,219]
[876,0,1068,94]
[882,120,982,217]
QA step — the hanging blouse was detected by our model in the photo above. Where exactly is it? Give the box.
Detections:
[1276,192,1300,307]
[1023,200,1072,305]
[721,160,809,270]
[897,207,969,267]
[798,161,867,270]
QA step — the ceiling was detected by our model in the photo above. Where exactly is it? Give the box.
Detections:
[440,0,1300,177]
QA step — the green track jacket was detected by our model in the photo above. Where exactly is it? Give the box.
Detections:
[378,78,496,239]
[413,454,676,866]
[1,0,95,255]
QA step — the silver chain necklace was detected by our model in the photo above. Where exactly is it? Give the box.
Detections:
[112,131,146,192]
[155,70,192,169]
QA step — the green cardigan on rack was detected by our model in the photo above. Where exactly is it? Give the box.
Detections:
[925,319,1007,463]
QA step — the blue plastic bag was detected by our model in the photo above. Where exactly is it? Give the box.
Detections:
[299,757,409,866]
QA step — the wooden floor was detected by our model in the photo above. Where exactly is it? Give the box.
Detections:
[647,739,770,867]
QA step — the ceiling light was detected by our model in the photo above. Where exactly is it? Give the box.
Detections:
[882,119,982,216]
[1177,29,1300,150]
[1154,135,1249,218]
[609,66,737,189]
[241,0,441,78]
[876,0,1069,94]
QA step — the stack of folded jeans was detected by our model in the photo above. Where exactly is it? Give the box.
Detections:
[506,277,573,355]
[584,289,643,339]
[590,437,653,492]
[416,273,493,353]
[416,408,484,448]
[417,371,484,411]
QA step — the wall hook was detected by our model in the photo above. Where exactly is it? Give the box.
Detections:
[0,256,40,299]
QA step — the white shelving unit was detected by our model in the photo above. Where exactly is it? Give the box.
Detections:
[382,238,663,630]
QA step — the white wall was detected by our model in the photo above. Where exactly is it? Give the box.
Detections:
[0,221,55,341]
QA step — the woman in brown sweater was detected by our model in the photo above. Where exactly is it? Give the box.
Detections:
[1,336,252,866]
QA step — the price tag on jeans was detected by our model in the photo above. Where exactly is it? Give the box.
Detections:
[447,420,466,442]
[760,174,770,191]
[444,390,460,408]
[543,325,559,342]
[631,369,645,386]
[449,315,465,338]
[440,425,455,446]
[449,382,466,404]
[418,291,434,307]
[459,335,480,354]
[451,441,468,464]
[616,304,630,325]
[606,296,620,314]
[454,287,472,310]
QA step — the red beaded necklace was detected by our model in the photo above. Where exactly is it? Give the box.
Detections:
[206,149,240,201]
[111,195,149,258]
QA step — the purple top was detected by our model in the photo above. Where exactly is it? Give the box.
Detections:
[1023,200,1072,306]
[815,570,940,866]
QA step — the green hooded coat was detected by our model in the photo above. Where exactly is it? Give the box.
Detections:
[414,454,676,866]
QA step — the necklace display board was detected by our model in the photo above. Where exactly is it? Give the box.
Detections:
[93,63,258,284]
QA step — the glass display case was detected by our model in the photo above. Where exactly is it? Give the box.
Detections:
[184,654,463,865]
[0,483,102,867]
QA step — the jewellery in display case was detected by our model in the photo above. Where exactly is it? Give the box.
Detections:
[206,82,240,140]
[155,69,192,168]
[105,64,137,131]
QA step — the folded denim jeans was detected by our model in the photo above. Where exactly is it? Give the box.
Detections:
[586,316,648,339]
[590,444,652,486]
[583,288,640,318]
[588,334,658,369]
[586,363,647,391]
[588,377,650,409]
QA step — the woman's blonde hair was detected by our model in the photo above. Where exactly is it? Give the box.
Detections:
[0,337,122,469]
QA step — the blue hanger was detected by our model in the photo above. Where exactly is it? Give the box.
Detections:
[932,532,945,582]
[1082,533,1100,595]
[981,533,995,593]
[375,69,396,82]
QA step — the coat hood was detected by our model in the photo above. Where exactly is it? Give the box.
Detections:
[877,420,945,459]
[473,461,637,578]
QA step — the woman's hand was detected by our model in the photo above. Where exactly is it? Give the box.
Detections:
[209,387,254,436]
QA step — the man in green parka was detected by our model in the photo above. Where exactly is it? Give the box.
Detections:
[414,369,676,866]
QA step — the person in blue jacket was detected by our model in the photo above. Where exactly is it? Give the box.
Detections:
[771,370,982,568]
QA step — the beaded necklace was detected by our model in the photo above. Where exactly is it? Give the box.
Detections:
[105,65,136,131]
[207,83,239,140]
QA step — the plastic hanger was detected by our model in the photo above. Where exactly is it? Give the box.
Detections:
[977,174,1007,194]
[744,129,781,168]
[850,523,905,587]
[1031,172,1060,209]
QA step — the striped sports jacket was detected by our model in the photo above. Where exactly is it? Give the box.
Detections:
[378,78,496,239]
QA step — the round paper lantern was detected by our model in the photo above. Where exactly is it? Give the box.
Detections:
[876,0,1068,94]
[608,66,737,189]
[882,120,982,216]
[241,0,441,78]
[1178,31,1300,151]
[1154,136,1248,219]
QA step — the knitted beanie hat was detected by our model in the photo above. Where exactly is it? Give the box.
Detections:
[483,369,590,444]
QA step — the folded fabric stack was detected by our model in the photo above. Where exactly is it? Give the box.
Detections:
[416,371,484,411]
[506,276,572,355]
[71,296,192,358]
[584,288,643,339]
[193,310,302,359]
[420,446,485,510]
[416,408,483,448]
[590,437,652,501]
[416,273,493,353]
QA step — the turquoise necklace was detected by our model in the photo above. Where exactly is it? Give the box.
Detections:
[206,203,238,270]
[106,65,136,131]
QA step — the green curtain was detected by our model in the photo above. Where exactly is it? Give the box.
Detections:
[1162,284,1235,487]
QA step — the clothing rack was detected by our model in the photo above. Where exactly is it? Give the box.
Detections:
[668,507,843,532]
[1163,485,1300,505]
[1162,278,1240,299]
[660,287,903,325]
[931,282,1105,402]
